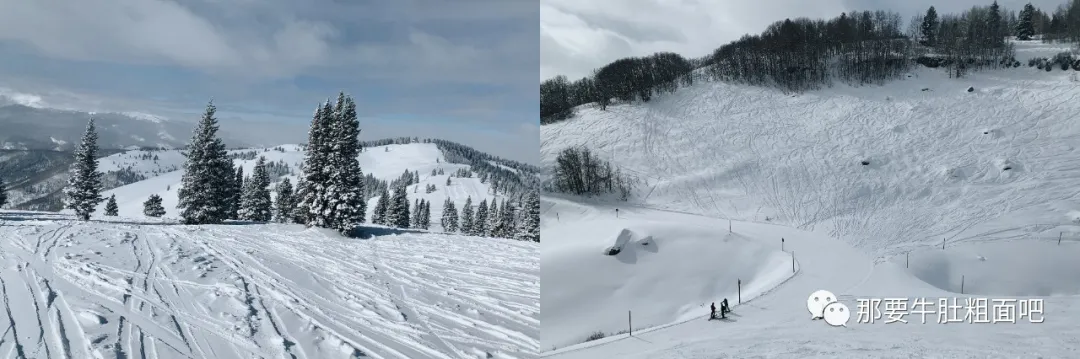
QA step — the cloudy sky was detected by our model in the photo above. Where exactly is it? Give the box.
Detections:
[0,0,539,163]
[542,0,1066,81]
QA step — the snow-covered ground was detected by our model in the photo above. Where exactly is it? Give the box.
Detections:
[541,41,1080,357]
[0,210,537,359]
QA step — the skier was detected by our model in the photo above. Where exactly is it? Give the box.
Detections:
[721,298,730,318]
[710,302,717,320]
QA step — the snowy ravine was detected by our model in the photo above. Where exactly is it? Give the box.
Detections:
[0,211,539,359]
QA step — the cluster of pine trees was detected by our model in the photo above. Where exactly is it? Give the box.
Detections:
[438,193,540,242]
[548,147,634,201]
[0,177,7,209]
[540,0,1080,124]
[371,185,430,230]
[430,139,540,200]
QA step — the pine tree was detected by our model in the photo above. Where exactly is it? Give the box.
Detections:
[920,6,939,46]
[387,186,410,228]
[177,101,233,224]
[0,177,8,208]
[485,199,499,237]
[372,187,390,225]
[64,118,104,221]
[143,194,166,217]
[411,198,421,228]
[326,93,366,233]
[446,177,451,186]
[422,200,432,229]
[274,178,295,223]
[493,199,516,238]
[228,165,243,219]
[104,195,119,216]
[1017,3,1035,40]
[298,102,334,227]
[460,197,474,235]
[441,198,458,232]
[516,192,540,242]
[475,198,488,236]
[238,157,273,222]
[292,176,310,224]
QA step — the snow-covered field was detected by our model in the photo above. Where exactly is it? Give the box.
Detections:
[541,41,1080,357]
[0,211,538,358]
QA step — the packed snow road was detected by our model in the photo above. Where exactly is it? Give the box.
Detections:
[0,210,539,359]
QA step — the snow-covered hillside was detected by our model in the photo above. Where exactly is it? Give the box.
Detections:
[0,210,538,359]
[541,41,1080,356]
[95,143,505,232]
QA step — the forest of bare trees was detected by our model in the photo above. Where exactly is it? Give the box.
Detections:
[540,0,1080,125]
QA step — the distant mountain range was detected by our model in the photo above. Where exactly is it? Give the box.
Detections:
[0,104,254,151]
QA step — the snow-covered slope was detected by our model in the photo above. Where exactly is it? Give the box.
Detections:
[0,210,538,359]
[95,143,505,232]
[541,41,1080,356]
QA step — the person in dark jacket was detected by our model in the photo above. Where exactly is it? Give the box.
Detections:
[710,302,716,319]
[721,298,730,318]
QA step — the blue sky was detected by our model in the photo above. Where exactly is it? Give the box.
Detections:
[0,0,539,163]
[542,0,1067,81]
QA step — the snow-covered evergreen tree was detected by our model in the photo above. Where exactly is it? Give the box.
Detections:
[411,198,421,228]
[298,102,334,227]
[292,176,310,224]
[460,197,474,235]
[239,157,273,222]
[64,118,104,221]
[516,192,540,242]
[387,186,410,228]
[177,101,233,224]
[474,198,488,236]
[441,198,456,232]
[446,177,451,186]
[274,178,295,223]
[493,199,516,238]
[372,187,390,225]
[420,200,431,230]
[143,194,166,217]
[228,165,243,219]
[485,199,499,237]
[0,177,8,208]
[104,195,119,216]
[326,93,366,233]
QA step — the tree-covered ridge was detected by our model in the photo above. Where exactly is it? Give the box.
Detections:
[541,0,1080,124]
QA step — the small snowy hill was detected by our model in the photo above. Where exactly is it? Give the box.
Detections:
[541,40,1080,356]
[0,210,538,359]
[95,143,506,232]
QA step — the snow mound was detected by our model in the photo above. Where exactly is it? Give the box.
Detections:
[542,218,794,349]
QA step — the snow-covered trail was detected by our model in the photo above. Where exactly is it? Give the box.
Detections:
[0,210,539,359]
[542,200,1080,358]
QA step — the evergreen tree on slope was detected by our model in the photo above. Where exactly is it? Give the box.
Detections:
[460,197,474,235]
[177,102,233,224]
[372,187,390,225]
[298,102,334,227]
[387,186,410,229]
[143,194,166,217]
[326,93,366,233]
[420,200,431,230]
[1017,3,1035,40]
[485,199,499,237]
[274,178,295,223]
[475,198,489,237]
[411,198,421,228]
[516,192,540,242]
[64,118,104,221]
[442,198,458,232]
[104,195,119,216]
[240,157,273,222]
[228,165,244,219]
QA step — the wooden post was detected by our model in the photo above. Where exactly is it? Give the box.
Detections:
[738,279,742,304]
[942,237,946,250]
[628,311,632,336]
[792,251,796,273]
[906,252,909,268]
[729,219,732,233]
[961,275,965,294]
[781,237,785,251]
[1059,232,1063,245]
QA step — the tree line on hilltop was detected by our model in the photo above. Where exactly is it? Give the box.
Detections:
[541,0,1080,124]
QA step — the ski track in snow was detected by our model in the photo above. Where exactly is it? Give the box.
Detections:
[0,212,539,359]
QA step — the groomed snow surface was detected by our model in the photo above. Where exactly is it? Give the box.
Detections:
[0,142,538,358]
[0,211,538,358]
[541,41,1080,357]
